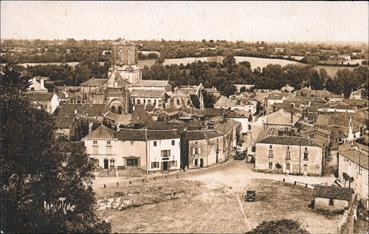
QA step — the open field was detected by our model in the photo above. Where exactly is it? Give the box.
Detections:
[95,174,341,233]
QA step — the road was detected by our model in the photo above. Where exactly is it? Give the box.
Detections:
[93,159,336,193]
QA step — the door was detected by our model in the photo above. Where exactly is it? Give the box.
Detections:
[303,164,308,176]
[162,161,168,171]
[200,158,204,168]
[104,159,109,169]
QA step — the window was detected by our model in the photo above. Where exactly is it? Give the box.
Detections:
[286,146,291,159]
[268,149,273,158]
[93,140,98,144]
[194,159,198,166]
[176,99,180,105]
[268,162,273,169]
[286,163,290,170]
[151,162,159,169]
[161,150,171,158]
[171,161,177,167]
[329,198,334,206]
[110,159,115,168]
[137,99,141,104]
[269,145,272,149]
[153,141,157,146]
[93,145,98,154]
[107,140,111,145]
[127,158,138,166]
[303,149,308,161]
[193,147,200,155]
[172,140,175,146]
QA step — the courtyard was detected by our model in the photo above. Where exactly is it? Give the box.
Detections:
[94,160,341,233]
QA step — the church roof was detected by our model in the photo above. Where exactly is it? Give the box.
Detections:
[80,78,107,87]
[131,80,169,88]
[130,89,165,98]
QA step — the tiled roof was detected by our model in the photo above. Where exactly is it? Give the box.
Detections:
[24,92,54,101]
[314,185,353,201]
[146,129,180,140]
[131,105,154,125]
[115,129,146,141]
[214,119,238,134]
[264,109,300,126]
[130,89,165,98]
[131,80,169,87]
[57,103,106,118]
[103,111,132,125]
[55,116,76,129]
[80,78,107,87]
[257,136,320,147]
[83,125,115,139]
[338,143,369,170]
[186,130,223,140]
[268,93,284,100]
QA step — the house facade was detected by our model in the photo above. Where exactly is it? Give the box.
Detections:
[314,185,353,211]
[255,136,324,176]
[338,143,369,209]
[146,130,181,173]
[185,130,225,169]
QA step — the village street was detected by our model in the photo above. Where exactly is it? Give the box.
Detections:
[93,159,336,192]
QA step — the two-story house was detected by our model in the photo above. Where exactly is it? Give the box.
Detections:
[255,136,324,176]
[338,143,369,209]
[146,130,181,173]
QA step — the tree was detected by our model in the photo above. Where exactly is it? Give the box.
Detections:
[0,67,110,233]
[342,172,349,187]
[246,219,309,234]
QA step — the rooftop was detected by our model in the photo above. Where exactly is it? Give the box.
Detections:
[314,185,353,201]
[338,143,369,170]
[257,135,320,147]
[80,78,107,87]
[57,103,106,118]
[24,92,54,101]
[131,80,169,87]
[130,89,165,98]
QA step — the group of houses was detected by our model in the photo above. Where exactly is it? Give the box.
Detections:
[23,40,368,209]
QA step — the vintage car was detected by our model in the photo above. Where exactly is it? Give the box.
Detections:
[245,190,256,202]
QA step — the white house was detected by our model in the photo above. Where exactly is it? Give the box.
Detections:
[83,125,181,174]
[28,76,48,92]
[146,130,181,173]
[350,88,365,100]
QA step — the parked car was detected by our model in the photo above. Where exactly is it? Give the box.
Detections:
[245,190,256,202]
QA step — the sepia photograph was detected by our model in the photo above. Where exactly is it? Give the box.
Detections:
[0,1,368,233]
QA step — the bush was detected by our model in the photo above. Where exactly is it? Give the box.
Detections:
[246,219,309,234]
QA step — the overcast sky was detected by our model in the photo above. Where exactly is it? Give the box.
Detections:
[1,1,368,42]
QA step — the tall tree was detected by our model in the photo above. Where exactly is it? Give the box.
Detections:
[0,67,110,233]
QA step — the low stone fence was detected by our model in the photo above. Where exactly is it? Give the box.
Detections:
[338,195,358,234]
